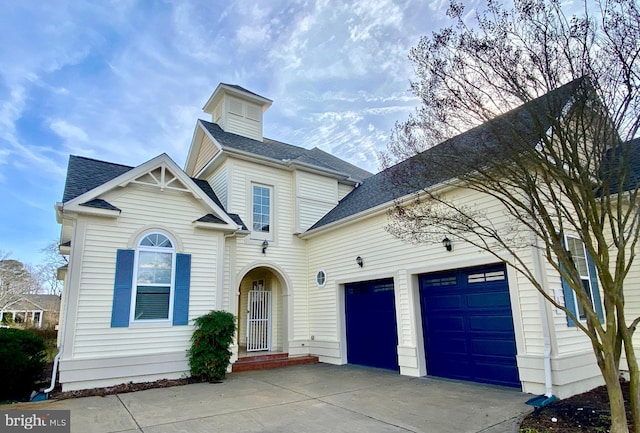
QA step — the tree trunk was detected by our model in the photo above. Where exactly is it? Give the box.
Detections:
[601,349,630,433]
[622,332,640,433]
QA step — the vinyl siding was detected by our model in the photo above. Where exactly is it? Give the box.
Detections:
[193,134,220,175]
[338,183,354,201]
[207,164,228,209]
[69,184,221,360]
[223,96,262,141]
[295,171,339,232]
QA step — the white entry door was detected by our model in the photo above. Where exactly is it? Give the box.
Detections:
[247,285,272,352]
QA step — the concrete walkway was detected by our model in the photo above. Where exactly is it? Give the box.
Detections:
[8,364,531,433]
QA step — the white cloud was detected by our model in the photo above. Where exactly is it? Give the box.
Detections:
[49,119,89,143]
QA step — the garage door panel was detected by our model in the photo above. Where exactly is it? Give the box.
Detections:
[468,315,516,332]
[428,294,463,309]
[428,316,465,332]
[430,358,471,378]
[420,263,520,388]
[345,278,399,371]
[430,336,467,354]
[474,363,520,386]
[471,339,517,356]
[466,292,511,308]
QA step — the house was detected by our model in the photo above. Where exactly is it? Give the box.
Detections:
[1,294,61,329]
[55,81,636,398]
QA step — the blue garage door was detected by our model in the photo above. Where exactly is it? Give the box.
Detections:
[345,278,399,371]
[419,264,520,388]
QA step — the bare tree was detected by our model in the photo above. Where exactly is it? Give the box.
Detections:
[34,241,68,296]
[0,251,42,312]
[383,1,640,432]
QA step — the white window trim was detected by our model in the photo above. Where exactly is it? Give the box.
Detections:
[564,234,597,322]
[250,182,274,241]
[316,270,327,287]
[130,232,176,323]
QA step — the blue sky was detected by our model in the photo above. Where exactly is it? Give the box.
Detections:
[0,0,472,267]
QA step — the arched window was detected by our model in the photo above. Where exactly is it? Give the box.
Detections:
[132,232,175,321]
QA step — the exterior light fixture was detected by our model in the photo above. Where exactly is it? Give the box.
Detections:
[356,256,364,267]
[442,237,452,252]
[262,239,269,254]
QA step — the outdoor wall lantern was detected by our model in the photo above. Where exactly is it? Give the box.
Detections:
[262,239,269,254]
[356,256,364,267]
[442,237,453,252]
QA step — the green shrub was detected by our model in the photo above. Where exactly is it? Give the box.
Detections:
[0,328,46,401]
[187,310,236,382]
[26,327,59,362]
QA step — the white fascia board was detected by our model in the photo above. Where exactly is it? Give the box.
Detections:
[62,205,121,218]
[193,221,239,231]
[55,202,64,223]
[220,147,353,181]
[63,153,238,228]
[284,160,353,182]
[184,124,205,176]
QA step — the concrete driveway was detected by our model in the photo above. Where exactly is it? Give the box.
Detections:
[8,364,531,433]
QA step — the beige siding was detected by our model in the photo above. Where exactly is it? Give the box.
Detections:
[207,165,228,209]
[338,183,354,201]
[193,135,220,176]
[295,171,338,232]
[69,184,221,360]
[298,199,335,232]
[223,97,262,141]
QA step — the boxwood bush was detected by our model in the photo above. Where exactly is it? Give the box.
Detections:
[188,310,236,382]
[0,328,46,401]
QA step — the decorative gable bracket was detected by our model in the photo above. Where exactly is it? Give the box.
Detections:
[122,164,195,197]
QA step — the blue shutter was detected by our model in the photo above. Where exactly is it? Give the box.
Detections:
[173,253,191,325]
[111,249,134,327]
[586,251,605,322]
[559,237,578,327]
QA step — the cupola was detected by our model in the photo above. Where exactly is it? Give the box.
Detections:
[202,83,272,142]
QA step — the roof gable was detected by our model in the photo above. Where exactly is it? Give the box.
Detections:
[60,154,239,228]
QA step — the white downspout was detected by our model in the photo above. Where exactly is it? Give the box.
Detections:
[44,260,72,394]
[528,224,554,398]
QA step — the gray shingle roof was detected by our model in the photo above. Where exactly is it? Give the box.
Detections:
[196,214,226,224]
[79,198,121,212]
[220,83,272,102]
[601,137,640,195]
[199,120,373,181]
[62,156,133,203]
[309,79,585,231]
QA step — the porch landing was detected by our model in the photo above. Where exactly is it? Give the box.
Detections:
[232,352,319,372]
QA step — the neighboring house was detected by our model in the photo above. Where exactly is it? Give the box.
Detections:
[55,81,637,399]
[1,294,60,329]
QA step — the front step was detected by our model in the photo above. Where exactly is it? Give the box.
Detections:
[232,353,319,372]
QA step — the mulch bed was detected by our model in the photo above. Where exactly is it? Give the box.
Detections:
[520,380,633,432]
[49,377,200,400]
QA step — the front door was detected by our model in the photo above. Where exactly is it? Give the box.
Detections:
[247,281,272,352]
